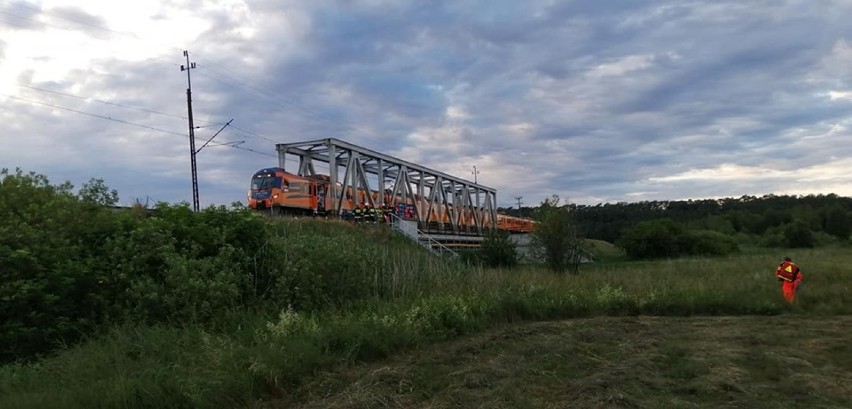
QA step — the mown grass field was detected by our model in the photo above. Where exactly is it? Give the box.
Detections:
[1,219,850,408]
[289,316,852,409]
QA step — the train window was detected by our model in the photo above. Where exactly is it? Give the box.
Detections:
[289,182,307,193]
[251,176,282,190]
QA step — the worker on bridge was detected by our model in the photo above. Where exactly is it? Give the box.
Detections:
[381,203,391,223]
[353,203,364,223]
[364,204,375,223]
[775,256,804,304]
[369,204,380,223]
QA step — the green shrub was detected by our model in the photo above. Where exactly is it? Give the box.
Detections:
[681,230,739,256]
[618,219,685,259]
[477,229,518,268]
[619,220,739,259]
[0,169,121,361]
[823,204,850,239]
[530,196,581,274]
[783,220,815,248]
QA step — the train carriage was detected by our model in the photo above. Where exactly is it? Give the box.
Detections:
[248,167,535,233]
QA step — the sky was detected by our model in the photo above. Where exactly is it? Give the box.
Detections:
[2,0,852,209]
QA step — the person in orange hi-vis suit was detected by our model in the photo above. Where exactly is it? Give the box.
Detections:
[775,257,803,304]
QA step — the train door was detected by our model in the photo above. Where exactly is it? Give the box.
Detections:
[317,182,328,213]
[308,182,318,214]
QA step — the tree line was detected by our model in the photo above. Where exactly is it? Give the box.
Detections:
[501,194,852,244]
[494,193,851,265]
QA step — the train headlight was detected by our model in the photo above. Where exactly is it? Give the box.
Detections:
[273,194,279,199]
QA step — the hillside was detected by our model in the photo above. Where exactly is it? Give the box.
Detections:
[4,169,852,409]
[283,315,852,408]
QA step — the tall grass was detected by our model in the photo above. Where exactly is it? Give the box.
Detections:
[1,223,849,408]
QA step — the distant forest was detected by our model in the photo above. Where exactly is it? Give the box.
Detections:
[499,194,852,245]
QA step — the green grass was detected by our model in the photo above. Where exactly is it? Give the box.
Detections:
[582,238,627,261]
[1,225,851,408]
[288,316,852,409]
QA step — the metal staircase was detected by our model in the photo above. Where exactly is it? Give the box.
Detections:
[388,213,459,258]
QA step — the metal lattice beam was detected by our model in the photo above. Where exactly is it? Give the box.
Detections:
[276,138,497,232]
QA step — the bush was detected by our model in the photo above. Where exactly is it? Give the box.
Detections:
[531,196,581,274]
[618,219,684,259]
[477,229,518,268]
[619,220,738,259]
[823,204,850,239]
[681,230,739,256]
[783,220,815,248]
[0,169,122,361]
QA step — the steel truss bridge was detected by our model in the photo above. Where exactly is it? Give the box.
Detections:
[277,138,498,236]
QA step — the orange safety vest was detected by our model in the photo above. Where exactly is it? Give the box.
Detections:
[775,261,800,282]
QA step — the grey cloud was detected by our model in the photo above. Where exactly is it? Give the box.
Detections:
[50,6,108,30]
[1,2,44,31]
[4,0,852,207]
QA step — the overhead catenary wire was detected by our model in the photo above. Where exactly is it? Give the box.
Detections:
[192,69,358,133]
[3,2,183,66]
[3,3,290,210]
[194,60,384,143]
[15,83,255,132]
[4,4,396,161]
[229,126,277,143]
[16,84,187,121]
[3,93,276,158]
[0,12,40,30]
[4,93,186,137]
[5,3,386,146]
[4,3,142,40]
[11,83,279,150]
[208,141,277,157]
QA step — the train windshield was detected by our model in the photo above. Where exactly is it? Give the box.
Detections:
[251,174,282,190]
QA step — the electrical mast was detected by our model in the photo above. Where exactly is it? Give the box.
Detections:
[181,50,199,212]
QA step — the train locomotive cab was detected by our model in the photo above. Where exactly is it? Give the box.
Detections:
[248,168,331,215]
[248,167,286,211]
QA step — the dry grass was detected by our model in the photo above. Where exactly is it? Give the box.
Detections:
[284,315,852,409]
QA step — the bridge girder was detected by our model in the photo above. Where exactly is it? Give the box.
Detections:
[276,138,497,233]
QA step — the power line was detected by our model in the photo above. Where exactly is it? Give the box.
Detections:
[5,4,382,145]
[3,8,283,166]
[212,141,277,157]
[6,2,162,46]
[5,4,386,153]
[3,93,186,137]
[16,83,241,131]
[16,84,185,120]
[0,94,278,158]
[4,92,277,158]
[188,67,365,141]
[196,119,233,154]
[0,10,74,32]
[3,3,181,69]
[194,69,355,132]
[195,60,382,141]
[0,12,39,30]
[229,125,276,143]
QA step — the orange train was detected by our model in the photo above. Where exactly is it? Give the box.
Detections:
[247,167,535,233]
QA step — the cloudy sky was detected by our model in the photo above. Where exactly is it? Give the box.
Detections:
[2,0,852,208]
